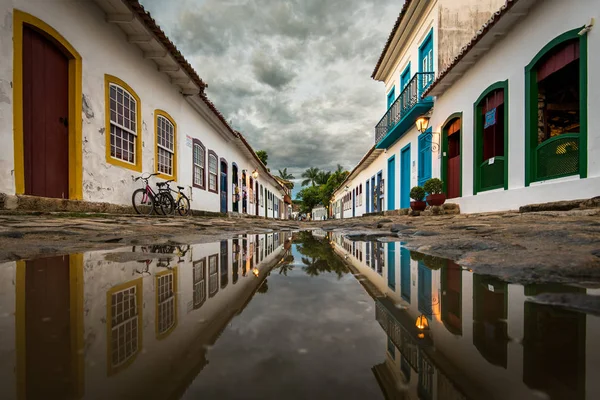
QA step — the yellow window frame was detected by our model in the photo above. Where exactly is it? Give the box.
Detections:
[154,109,178,181]
[105,74,143,172]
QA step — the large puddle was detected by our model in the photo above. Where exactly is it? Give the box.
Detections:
[0,231,599,399]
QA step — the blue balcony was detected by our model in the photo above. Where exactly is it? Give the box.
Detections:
[375,72,435,149]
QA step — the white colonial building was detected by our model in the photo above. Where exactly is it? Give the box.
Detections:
[0,0,289,218]
[334,0,599,217]
[332,0,506,218]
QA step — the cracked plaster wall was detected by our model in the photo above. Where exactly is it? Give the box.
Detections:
[0,0,285,216]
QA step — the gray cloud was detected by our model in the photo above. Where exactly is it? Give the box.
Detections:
[140,0,399,184]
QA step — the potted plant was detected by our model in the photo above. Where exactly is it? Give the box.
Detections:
[424,178,446,206]
[410,186,427,211]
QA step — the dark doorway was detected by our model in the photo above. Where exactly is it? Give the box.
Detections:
[232,164,239,213]
[24,256,73,398]
[242,171,247,214]
[220,160,228,213]
[23,25,69,198]
[255,181,259,216]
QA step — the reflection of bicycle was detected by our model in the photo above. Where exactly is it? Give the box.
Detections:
[158,179,191,217]
[131,173,174,215]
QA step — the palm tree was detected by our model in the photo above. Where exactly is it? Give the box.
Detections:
[301,167,320,187]
[316,171,332,185]
[335,164,345,173]
[278,168,295,180]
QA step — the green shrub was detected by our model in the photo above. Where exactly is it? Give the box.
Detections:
[410,186,425,201]
[424,178,443,194]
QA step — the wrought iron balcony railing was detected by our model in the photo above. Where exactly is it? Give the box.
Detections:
[375,72,435,144]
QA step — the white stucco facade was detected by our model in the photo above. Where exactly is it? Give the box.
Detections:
[0,0,287,217]
[429,0,600,213]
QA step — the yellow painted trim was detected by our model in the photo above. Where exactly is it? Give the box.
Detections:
[15,260,25,400]
[69,254,85,398]
[106,277,143,376]
[15,255,85,399]
[13,10,83,199]
[154,267,178,340]
[104,74,143,173]
[154,109,178,181]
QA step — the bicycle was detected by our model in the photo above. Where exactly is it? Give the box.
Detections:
[159,179,191,216]
[131,173,174,215]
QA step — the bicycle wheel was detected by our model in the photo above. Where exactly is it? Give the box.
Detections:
[132,189,154,215]
[177,194,191,216]
[155,192,175,215]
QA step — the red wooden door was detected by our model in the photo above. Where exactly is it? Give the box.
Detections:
[23,25,70,198]
[447,156,460,199]
[25,255,72,398]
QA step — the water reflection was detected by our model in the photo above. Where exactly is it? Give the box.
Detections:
[330,232,600,400]
[0,232,291,400]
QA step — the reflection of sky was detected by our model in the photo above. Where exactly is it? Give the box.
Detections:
[183,244,386,399]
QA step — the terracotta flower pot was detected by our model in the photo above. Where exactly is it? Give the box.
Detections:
[410,200,427,211]
[426,193,446,206]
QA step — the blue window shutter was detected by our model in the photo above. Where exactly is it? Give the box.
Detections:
[387,87,395,109]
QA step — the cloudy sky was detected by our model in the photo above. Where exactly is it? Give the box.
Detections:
[139,0,400,191]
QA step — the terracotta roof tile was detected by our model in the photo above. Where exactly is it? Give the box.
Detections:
[423,0,520,97]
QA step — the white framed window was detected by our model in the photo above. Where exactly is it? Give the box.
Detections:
[110,285,139,368]
[193,141,205,189]
[208,152,218,192]
[157,273,175,335]
[156,114,175,176]
[109,83,137,165]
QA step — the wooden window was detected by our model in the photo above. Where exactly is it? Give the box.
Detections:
[154,110,177,180]
[155,270,177,339]
[208,254,218,297]
[107,278,142,375]
[192,139,205,189]
[208,151,218,193]
[193,258,206,309]
[107,78,141,170]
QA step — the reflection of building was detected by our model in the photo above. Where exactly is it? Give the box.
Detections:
[331,237,600,400]
[0,232,291,399]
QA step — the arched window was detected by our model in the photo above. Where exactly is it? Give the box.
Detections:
[208,151,218,193]
[105,75,142,172]
[192,139,205,189]
[473,81,508,194]
[155,110,176,180]
[525,28,587,184]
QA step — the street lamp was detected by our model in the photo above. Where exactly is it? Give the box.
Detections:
[415,314,430,331]
[415,116,430,133]
[252,170,259,179]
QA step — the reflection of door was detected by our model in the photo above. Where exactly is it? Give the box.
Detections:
[220,241,228,289]
[400,145,411,209]
[418,262,432,315]
[25,256,72,398]
[220,161,227,213]
[400,247,411,302]
[23,26,69,198]
[441,261,462,335]
[387,243,395,290]
[387,156,395,211]
[473,274,508,368]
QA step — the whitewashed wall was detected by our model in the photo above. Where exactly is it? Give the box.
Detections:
[430,0,600,213]
[0,0,285,216]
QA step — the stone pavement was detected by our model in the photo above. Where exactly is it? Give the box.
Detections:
[1,208,599,288]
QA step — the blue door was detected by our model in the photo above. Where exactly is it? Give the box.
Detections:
[400,246,410,302]
[387,242,395,290]
[365,181,370,213]
[418,129,432,186]
[400,63,411,91]
[220,161,227,213]
[419,29,434,94]
[387,86,395,108]
[418,263,432,315]
[371,176,376,212]
[400,144,411,208]
[387,156,395,211]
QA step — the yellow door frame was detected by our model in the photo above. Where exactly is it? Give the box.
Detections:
[13,10,83,199]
